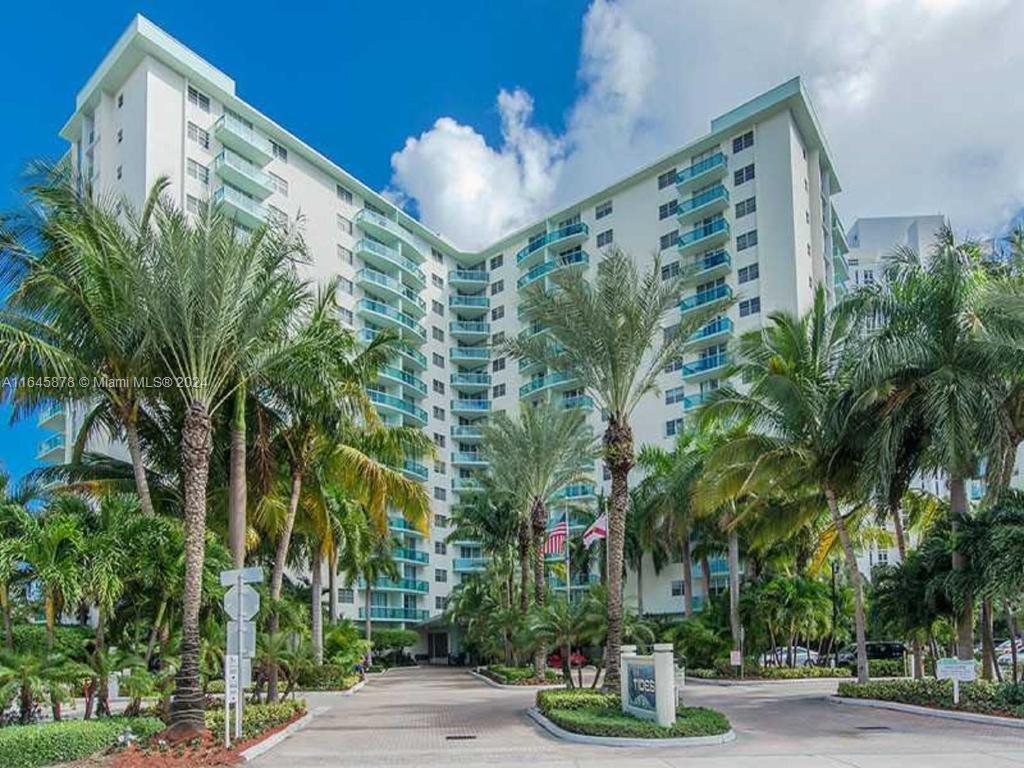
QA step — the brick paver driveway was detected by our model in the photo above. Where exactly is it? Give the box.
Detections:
[251,665,1024,767]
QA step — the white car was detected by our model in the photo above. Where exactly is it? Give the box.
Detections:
[759,646,818,667]
[997,640,1023,655]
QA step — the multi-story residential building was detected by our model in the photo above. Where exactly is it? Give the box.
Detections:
[47,15,847,653]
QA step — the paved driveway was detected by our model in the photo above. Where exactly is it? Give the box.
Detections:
[251,665,1024,767]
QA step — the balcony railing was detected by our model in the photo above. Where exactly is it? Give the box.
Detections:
[689,317,734,342]
[359,577,429,593]
[213,113,274,163]
[452,477,484,492]
[212,185,267,226]
[677,217,729,250]
[37,434,64,458]
[682,249,731,280]
[679,284,733,313]
[388,517,426,536]
[357,268,426,314]
[556,483,596,500]
[449,295,490,310]
[562,395,594,410]
[355,238,425,285]
[453,557,488,572]
[517,250,589,289]
[378,366,427,396]
[393,546,429,564]
[449,320,490,336]
[451,399,491,412]
[357,299,426,340]
[683,392,708,411]
[402,460,429,482]
[675,152,727,188]
[448,269,489,285]
[519,372,573,398]
[451,451,487,465]
[358,329,427,369]
[677,184,729,217]
[450,424,484,440]
[358,606,429,621]
[450,372,491,387]
[355,209,423,261]
[682,354,730,377]
[368,390,428,423]
[450,346,490,363]
[515,222,589,266]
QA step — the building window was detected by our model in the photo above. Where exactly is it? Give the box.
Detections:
[337,214,352,234]
[336,184,353,203]
[271,141,288,162]
[338,277,353,295]
[186,159,209,186]
[432,352,445,368]
[337,245,353,264]
[739,297,761,317]
[657,168,677,190]
[431,247,444,264]
[436,596,448,611]
[339,307,353,326]
[432,300,444,316]
[863,269,875,285]
[434,488,447,503]
[658,200,678,220]
[493,383,506,398]
[596,200,613,219]
[492,357,505,372]
[737,263,759,283]
[435,569,448,583]
[435,542,447,555]
[659,231,678,251]
[433,380,445,395]
[491,279,504,295]
[432,274,444,289]
[735,197,756,218]
[269,172,288,196]
[434,460,447,475]
[665,357,683,373]
[433,432,446,448]
[117,93,124,108]
[666,418,683,437]
[596,229,613,248]
[490,254,504,270]
[732,130,754,153]
[187,86,210,112]
[116,129,123,144]
[734,164,755,186]
[737,230,758,251]
[661,261,681,281]
[338,588,354,604]
[431,327,444,343]
[433,406,446,421]
[187,122,209,149]
[491,306,504,321]
[671,580,686,597]
[665,386,685,405]
[186,195,203,215]
[435,514,449,527]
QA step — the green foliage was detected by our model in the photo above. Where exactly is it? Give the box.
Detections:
[836,678,1024,717]
[485,665,559,684]
[0,717,163,768]
[867,659,905,678]
[689,665,851,680]
[663,618,729,669]
[11,624,92,660]
[323,621,370,669]
[536,688,620,713]
[371,628,418,653]
[536,690,731,738]
[205,700,306,741]
[295,664,360,691]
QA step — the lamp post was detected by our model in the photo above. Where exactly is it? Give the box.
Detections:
[831,559,839,668]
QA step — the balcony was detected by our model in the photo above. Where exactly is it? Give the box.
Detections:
[675,152,727,193]
[368,389,428,426]
[676,185,729,225]
[449,320,490,340]
[450,346,490,368]
[519,372,574,399]
[453,557,488,573]
[388,517,426,537]
[562,395,594,410]
[452,476,484,492]
[680,284,732,314]
[448,295,490,317]
[378,366,427,398]
[450,372,491,392]
[451,451,488,468]
[37,403,64,428]
[359,577,430,594]
[359,329,428,371]
[213,150,274,199]
[37,433,64,461]
[549,574,600,590]
[213,113,273,165]
[357,299,426,342]
[682,354,730,382]
[449,269,489,289]
[556,483,596,501]
[451,398,491,415]
[450,424,484,443]
[681,249,731,283]
[517,250,589,290]
[393,546,429,564]
[357,268,426,317]
[358,606,429,622]
[212,185,266,229]
[683,392,709,412]
[355,239,425,288]
[354,209,424,263]
[677,217,730,255]
[402,460,429,482]
[515,222,589,268]
[688,317,733,348]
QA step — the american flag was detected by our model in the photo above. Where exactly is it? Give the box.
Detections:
[583,513,608,549]
[542,519,569,555]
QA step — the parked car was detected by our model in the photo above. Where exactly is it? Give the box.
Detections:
[547,650,587,669]
[996,639,1023,655]
[835,641,906,667]
[759,646,818,667]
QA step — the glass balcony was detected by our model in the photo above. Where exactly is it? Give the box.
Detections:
[676,185,729,224]
[355,238,425,288]
[681,249,731,283]
[449,269,489,288]
[517,250,589,289]
[515,221,589,268]
[549,574,600,589]
[388,516,426,537]
[688,317,733,347]
[357,299,426,341]
[359,577,429,594]
[450,346,490,368]
[675,152,727,192]
[37,433,64,461]
[212,185,267,229]
[451,451,488,467]
[518,372,574,399]
[402,460,429,482]
[683,392,709,411]
[378,366,427,397]
[393,546,429,564]
[556,483,596,500]
[448,295,490,316]
[453,557,488,572]
[449,320,490,339]
[354,209,424,263]
[679,284,733,314]
[450,424,484,442]
[358,328,427,371]
[357,268,426,317]
[682,354,730,381]
[213,150,274,199]
[562,395,594,410]
[368,389,428,425]
[451,398,491,414]
[452,476,484,492]
[213,113,274,165]
[358,606,429,622]
[677,217,730,255]
[37,403,64,427]
[450,372,491,391]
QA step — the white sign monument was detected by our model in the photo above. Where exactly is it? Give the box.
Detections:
[620,644,677,727]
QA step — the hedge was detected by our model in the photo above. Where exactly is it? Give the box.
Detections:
[205,700,307,741]
[11,624,94,660]
[0,717,163,768]
[689,666,852,680]
[485,665,560,685]
[836,678,1024,718]
[866,659,906,678]
[295,663,360,691]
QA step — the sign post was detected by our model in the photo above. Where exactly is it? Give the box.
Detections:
[620,644,676,727]
[220,567,263,746]
[936,658,976,705]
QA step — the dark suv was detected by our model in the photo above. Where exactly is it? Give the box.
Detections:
[836,641,906,667]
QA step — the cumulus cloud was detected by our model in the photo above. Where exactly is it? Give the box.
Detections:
[390,0,1024,250]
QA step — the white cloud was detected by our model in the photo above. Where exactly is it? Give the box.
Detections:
[390,0,1024,250]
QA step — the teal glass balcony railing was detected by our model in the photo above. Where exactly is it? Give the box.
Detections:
[449,320,490,336]
[683,249,731,279]
[453,557,488,572]
[359,577,429,594]
[357,299,426,340]
[452,477,484,492]
[451,399,491,412]
[515,222,589,265]
[355,238,425,285]
[690,317,734,342]
[677,217,730,249]
[451,451,487,465]
[402,460,429,482]
[213,113,274,164]
[358,329,428,369]
[37,403,64,426]
[357,268,426,314]
[213,150,274,198]
[677,184,729,217]
[519,372,573,398]
[359,606,429,622]
[37,434,64,458]
[354,209,423,261]
[450,346,490,362]
[378,366,427,396]
[683,393,708,411]
[517,250,589,289]
[388,517,426,536]
[393,546,429,564]
[449,269,489,285]
[450,424,484,440]
[679,284,732,313]
[212,185,267,227]
[675,152,727,187]
[557,483,596,500]
[562,395,594,410]
[682,354,730,377]
[368,389,428,423]
[449,295,490,310]
[450,372,491,387]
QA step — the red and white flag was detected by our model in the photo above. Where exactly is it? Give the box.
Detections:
[583,513,607,549]
[542,519,569,555]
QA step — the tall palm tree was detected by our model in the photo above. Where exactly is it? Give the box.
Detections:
[701,288,873,682]
[0,472,43,649]
[506,248,725,688]
[480,397,597,677]
[342,531,399,666]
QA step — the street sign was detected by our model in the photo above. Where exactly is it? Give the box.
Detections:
[729,650,742,666]
[937,658,976,704]
[238,656,252,687]
[220,566,264,587]
[225,655,239,705]
[227,620,256,657]
[223,584,260,620]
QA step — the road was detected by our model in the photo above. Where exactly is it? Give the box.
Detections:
[250,665,1024,767]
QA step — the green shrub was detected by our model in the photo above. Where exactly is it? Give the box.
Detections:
[486,665,560,684]
[324,621,370,670]
[371,628,418,653]
[205,700,306,741]
[867,659,906,678]
[536,688,620,713]
[836,677,1024,717]
[295,663,360,691]
[663,618,729,669]
[688,665,851,680]
[0,717,163,768]
[540,698,731,739]
[12,624,93,660]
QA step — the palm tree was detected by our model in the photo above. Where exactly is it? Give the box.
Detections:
[701,288,873,681]
[343,532,399,666]
[480,397,597,678]
[507,248,725,688]
[529,598,586,687]
[0,472,43,649]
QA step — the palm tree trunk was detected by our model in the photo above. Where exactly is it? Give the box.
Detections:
[602,416,633,692]
[948,475,974,660]
[518,518,531,614]
[890,500,907,561]
[700,557,711,607]
[532,498,547,680]
[328,550,339,624]
[636,558,644,617]
[1007,603,1019,684]
[1,586,12,650]
[45,593,55,650]
[268,468,303,703]
[96,607,110,717]
[311,554,323,665]
[145,597,167,666]
[727,523,741,652]
[681,536,693,618]
[125,418,156,517]
[825,486,868,683]
[228,384,247,567]
[365,584,374,665]
[169,401,212,735]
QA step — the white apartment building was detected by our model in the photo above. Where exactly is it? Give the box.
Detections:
[44,16,847,655]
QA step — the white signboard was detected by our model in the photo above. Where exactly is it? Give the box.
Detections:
[226,620,256,657]
[936,658,976,704]
[225,655,239,705]
[730,650,742,666]
[220,566,264,587]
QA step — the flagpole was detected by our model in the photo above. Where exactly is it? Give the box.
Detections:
[565,506,571,602]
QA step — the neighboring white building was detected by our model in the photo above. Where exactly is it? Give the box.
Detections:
[845,215,946,290]
[47,15,848,651]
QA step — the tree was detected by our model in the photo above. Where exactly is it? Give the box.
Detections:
[343,532,399,666]
[529,598,586,687]
[0,472,43,649]
[507,248,724,688]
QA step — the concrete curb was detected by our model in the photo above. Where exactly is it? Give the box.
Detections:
[240,705,327,762]
[527,707,736,748]
[828,695,1024,729]
[469,669,565,690]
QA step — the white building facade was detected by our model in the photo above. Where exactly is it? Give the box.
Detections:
[46,16,849,651]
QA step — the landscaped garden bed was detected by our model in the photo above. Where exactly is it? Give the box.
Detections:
[294,663,362,691]
[836,679,1024,719]
[689,659,905,681]
[534,689,731,739]
[478,665,561,686]
[0,717,164,768]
